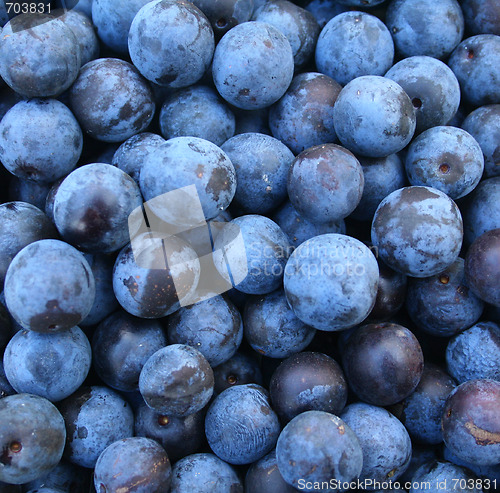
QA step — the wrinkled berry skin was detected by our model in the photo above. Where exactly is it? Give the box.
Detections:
[4,239,95,333]
[128,0,214,88]
[448,35,500,107]
[446,321,500,384]
[316,12,394,86]
[269,72,341,155]
[53,163,143,254]
[465,229,500,306]
[212,21,294,110]
[405,258,484,337]
[171,453,243,493]
[270,351,347,422]
[244,290,315,359]
[461,105,500,179]
[340,402,411,484]
[342,322,424,406]
[3,326,91,402]
[205,384,280,464]
[0,394,66,484]
[0,202,56,288]
[0,99,83,183]
[371,186,463,278]
[405,126,484,200]
[159,85,235,147]
[245,449,296,493]
[386,0,464,59]
[139,344,214,417]
[253,0,320,68]
[284,234,379,331]
[58,386,134,469]
[333,76,416,158]
[92,311,167,392]
[410,461,482,493]
[0,14,81,98]
[288,144,364,224]
[93,437,172,493]
[395,363,457,444]
[385,56,461,134]
[134,402,205,462]
[69,58,155,142]
[276,410,363,492]
[442,379,500,466]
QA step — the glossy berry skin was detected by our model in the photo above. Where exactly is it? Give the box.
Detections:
[8,177,52,211]
[3,326,91,402]
[284,234,379,331]
[371,186,463,278]
[0,99,83,183]
[316,12,394,86]
[92,310,167,392]
[465,229,500,306]
[333,76,416,158]
[58,386,134,469]
[252,0,320,68]
[0,14,80,98]
[139,344,214,416]
[342,323,424,406]
[128,0,214,88]
[112,233,200,319]
[442,379,500,466]
[405,126,484,200]
[385,56,461,134]
[270,352,347,422]
[276,410,363,491]
[221,133,294,215]
[0,202,56,287]
[69,58,155,142]
[134,402,205,462]
[94,437,172,493]
[448,35,500,107]
[386,0,464,59]
[139,136,236,223]
[243,289,315,359]
[159,85,235,147]
[205,384,280,464]
[212,21,294,110]
[0,394,66,484]
[405,258,484,337]
[112,132,165,185]
[269,72,341,155]
[4,239,95,333]
[170,453,243,493]
[446,321,500,384]
[340,403,412,484]
[213,351,263,396]
[461,105,500,179]
[167,295,243,367]
[53,163,143,254]
[287,144,364,224]
[245,449,297,493]
[213,215,291,295]
[395,363,457,444]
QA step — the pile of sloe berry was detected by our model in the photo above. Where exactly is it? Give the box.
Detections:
[0,0,499,491]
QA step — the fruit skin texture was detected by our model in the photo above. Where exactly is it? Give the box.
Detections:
[333,76,416,158]
[205,384,280,465]
[0,393,66,485]
[245,449,296,493]
[212,21,294,110]
[442,379,500,466]
[371,186,463,278]
[4,239,95,333]
[276,410,363,492]
[283,233,379,331]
